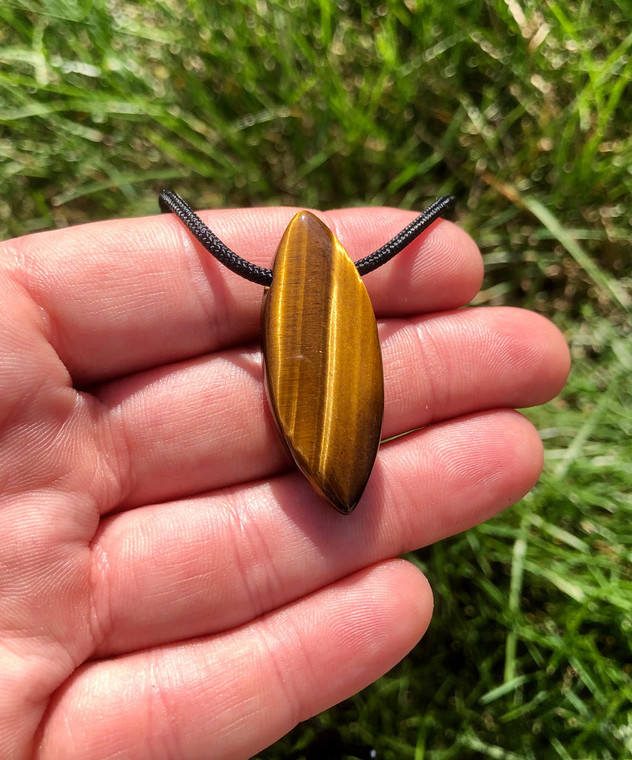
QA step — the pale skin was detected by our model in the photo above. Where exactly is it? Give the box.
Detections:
[0,206,570,760]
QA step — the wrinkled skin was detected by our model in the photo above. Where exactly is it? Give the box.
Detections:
[0,207,569,760]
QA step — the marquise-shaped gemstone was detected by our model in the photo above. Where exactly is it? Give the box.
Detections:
[262,211,383,513]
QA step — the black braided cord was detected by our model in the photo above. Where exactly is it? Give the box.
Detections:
[158,189,455,286]
[354,194,455,275]
[159,190,273,286]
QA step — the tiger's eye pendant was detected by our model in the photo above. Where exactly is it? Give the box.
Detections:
[262,211,384,513]
[158,187,454,513]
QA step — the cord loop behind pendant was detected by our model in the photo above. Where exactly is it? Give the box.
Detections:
[158,189,455,285]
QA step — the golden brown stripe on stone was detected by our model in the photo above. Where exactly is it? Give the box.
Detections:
[262,211,383,513]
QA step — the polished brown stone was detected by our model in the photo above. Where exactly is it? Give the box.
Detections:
[262,211,383,513]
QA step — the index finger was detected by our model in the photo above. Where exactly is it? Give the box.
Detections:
[1,206,481,385]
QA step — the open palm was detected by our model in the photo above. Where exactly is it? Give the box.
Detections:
[0,206,569,759]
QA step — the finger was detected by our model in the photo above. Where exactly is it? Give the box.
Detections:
[2,208,481,385]
[39,560,431,760]
[96,307,568,508]
[0,274,101,499]
[91,410,540,656]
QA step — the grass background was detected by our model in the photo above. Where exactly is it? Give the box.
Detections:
[1,0,630,757]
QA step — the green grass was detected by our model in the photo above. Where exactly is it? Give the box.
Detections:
[1,0,630,757]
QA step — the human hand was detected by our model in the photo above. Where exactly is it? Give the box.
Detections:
[0,206,569,759]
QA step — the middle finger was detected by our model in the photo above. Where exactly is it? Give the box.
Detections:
[95,306,566,509]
